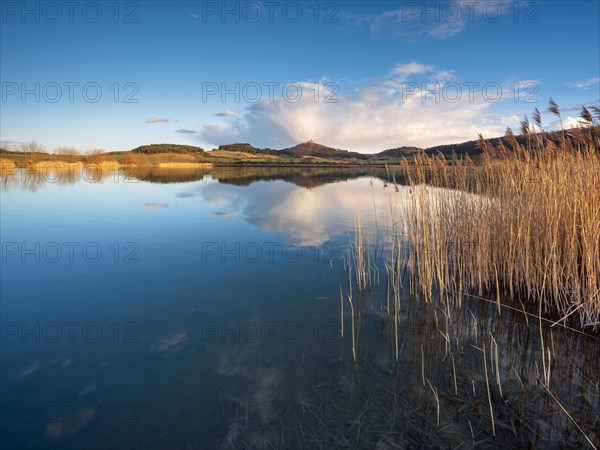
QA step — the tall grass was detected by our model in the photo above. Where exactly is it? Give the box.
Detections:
[396,103,600,331]
[332,105,599,448]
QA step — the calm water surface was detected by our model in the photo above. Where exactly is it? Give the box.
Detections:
[1,168,598,449]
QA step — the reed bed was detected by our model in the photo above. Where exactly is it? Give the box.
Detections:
[329,103,599,446]
[396,103,600,331]
[0,157,16,174]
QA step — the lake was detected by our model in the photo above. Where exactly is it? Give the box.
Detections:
[1,167,598,449]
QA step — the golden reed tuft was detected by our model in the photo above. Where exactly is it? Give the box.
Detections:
[397,102,599,331]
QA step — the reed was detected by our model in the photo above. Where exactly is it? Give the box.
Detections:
[482,343,496,436]
[395,103,600,331]
[348,291,357,365]
[332,103,598,446]
[543,385,598,450]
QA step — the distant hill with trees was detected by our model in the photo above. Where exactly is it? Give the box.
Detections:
[375,146,423,159]
[280,140,368,160]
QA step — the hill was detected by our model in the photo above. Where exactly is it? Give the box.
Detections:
[281,141,368,160]
[375,146,423,159]
[423,129,584,156]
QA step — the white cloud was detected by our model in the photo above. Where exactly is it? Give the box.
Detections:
[16,360,40,379]
[392,62,434,77]
[344,1,513,40]
[211,110,238,117]
[145,116,172,123]
[500,115,520,125]
[567,77,600,89]
[359,7,463,39]
[433,70,457,82]
[201,122,238,143]
[175,128,198,134]
[145,202,169,211]
[548,116,587,131]
[152,330,188,352]
[195,63,511,152]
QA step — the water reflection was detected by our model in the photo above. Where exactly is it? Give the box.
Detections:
[1,166,126,193]
[1,165,397,191]
[196,178,403,244]
[1,165,598,449]
[2,166,404,244]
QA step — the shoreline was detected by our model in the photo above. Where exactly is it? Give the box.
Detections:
[0,157,425,170]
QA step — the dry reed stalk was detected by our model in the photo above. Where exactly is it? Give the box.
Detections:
[543,385,598,450]
[340,284,344,338]
[348,292,357,365]
[490,333,503,398]
[426,379,440,427]
[421,345,425,387]
[451,354,458,395]
[482,345,496,436]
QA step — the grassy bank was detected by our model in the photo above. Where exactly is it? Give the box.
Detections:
[0,151,214,170]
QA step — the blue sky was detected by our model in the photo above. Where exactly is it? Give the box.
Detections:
[1,0,599,152]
